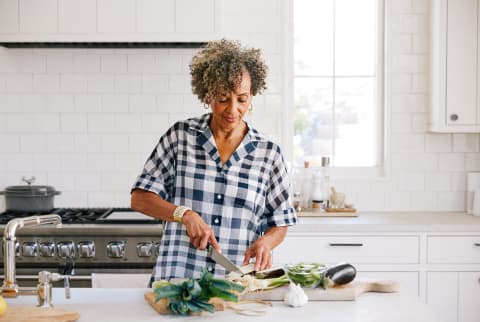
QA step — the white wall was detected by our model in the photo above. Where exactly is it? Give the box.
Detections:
[0,0,479,212]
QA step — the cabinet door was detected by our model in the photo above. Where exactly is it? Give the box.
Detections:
[446,0,477,125]
[426,272,458,322]
[458,272,480,322]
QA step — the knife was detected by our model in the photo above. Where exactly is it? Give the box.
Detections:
[207,245,246,275]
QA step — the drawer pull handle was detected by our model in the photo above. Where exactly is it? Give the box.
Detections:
[329,243,364,247]
[474,243,480,247]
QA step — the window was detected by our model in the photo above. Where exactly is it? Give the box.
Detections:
[293,0,383,170]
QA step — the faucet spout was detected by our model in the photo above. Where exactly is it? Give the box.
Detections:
[1,214,62,298]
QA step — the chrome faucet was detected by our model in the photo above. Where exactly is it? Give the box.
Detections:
[1,214,62,298]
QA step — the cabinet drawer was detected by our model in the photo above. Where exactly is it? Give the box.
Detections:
[428,236,480,264]
[274,235,419,264]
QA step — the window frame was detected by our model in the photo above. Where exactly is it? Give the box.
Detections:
[284,0,386,178]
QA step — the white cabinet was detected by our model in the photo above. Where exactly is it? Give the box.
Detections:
[426,235,480,322]
[0,0,222,42]
[430,0,480,132]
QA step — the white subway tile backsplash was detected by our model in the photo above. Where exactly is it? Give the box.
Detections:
[142,75,169,94]
[453,134,479,153]
[73,55,101,73]
[437,191,465,211]
[6,153,33,172]
[102,94,129,113]
[438,154,465,172]
[425,133,452,152]
[74,173,101,191]
[61,153,87,171]
[47,94,75,112]
[87,153,116,171]
[0,0,18,33]
[0,94,19,112]
[75,94,102,113]
[19,0,58,33]
[465,153,480,171]
[47,134,75,152]
[115,74,142,93]
[0,0,477,210]
[0,135,20,152]
[127,55,155,73]
[399,173,425,191]
[61,75,87,93]
[74,134,102,153]
[6,74,32,92]
[20,134,47,152]
[61,114,87,132]
[32,153,61,172]
[101,55,128,73]
[87,75,115,93]
[129,95,156,113]
[47,55,73,73]
[425,173,451,192]
[33,74,60,93]
[88,114,115,133]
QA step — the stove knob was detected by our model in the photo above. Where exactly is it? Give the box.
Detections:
[22,242,38,257]
[107,241,125,258]
[15,241,20,257]
[57,241,76,258]
[78,241,96,258]
[39,242,56,257]
[136,242,153,257]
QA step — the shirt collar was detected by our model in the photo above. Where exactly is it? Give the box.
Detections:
[187,113,266,142]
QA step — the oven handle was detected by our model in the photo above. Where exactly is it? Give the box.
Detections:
[0,275,92,281]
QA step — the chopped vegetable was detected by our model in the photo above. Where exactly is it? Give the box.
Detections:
[154,269,245,315]
[284,263,326,288]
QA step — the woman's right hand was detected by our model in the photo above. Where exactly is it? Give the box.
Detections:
[182,211,221,252]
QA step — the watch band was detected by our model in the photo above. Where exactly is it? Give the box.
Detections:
[173,205,192,223]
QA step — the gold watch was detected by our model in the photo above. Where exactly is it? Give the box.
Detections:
[173,206,192,223]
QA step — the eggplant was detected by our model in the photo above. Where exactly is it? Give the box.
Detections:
[323,262,356,286]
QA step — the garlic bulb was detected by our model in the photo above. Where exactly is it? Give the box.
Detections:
[283,283,308,307]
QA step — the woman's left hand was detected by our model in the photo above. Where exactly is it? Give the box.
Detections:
[243,226,288,272]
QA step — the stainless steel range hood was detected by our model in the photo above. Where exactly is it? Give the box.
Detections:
[0,42,207,49]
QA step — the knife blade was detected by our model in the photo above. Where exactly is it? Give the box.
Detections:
[207,245,246,275]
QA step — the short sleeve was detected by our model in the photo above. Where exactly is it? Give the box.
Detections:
[131,123,179,200]
[263,146,297,228]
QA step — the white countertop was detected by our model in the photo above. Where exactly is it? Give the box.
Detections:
[294,211,480,232]
[5,288,442,322]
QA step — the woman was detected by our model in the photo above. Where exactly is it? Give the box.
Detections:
[131,39,297,281]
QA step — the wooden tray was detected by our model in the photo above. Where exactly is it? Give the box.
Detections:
[241,280,398,301]
[297,209,358,217]
[1,306,79,322]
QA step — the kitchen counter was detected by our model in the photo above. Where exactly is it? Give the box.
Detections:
[294,211,480,232]
[5,288,442,322]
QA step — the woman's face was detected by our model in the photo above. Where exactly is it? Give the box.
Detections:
[209,70,252,131]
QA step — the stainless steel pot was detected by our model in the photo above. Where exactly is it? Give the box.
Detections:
[0,180,61,212]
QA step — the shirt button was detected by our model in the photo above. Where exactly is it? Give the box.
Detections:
[216,194,222,200]
[214,218,219,224]
[207,266,213,272]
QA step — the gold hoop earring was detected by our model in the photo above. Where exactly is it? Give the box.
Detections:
[203,103,210,110]
[248,103,253,115]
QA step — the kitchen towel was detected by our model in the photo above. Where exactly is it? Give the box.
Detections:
[91,273,151,288]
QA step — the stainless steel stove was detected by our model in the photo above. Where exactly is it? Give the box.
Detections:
[0,208,163,287]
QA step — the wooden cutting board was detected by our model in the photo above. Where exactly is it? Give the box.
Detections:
[241,280,399,301]
[0,306,79,322]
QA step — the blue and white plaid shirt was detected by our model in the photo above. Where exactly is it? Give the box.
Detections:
[132,113,297,280]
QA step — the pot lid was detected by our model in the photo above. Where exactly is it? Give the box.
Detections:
[4,185,57,196]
